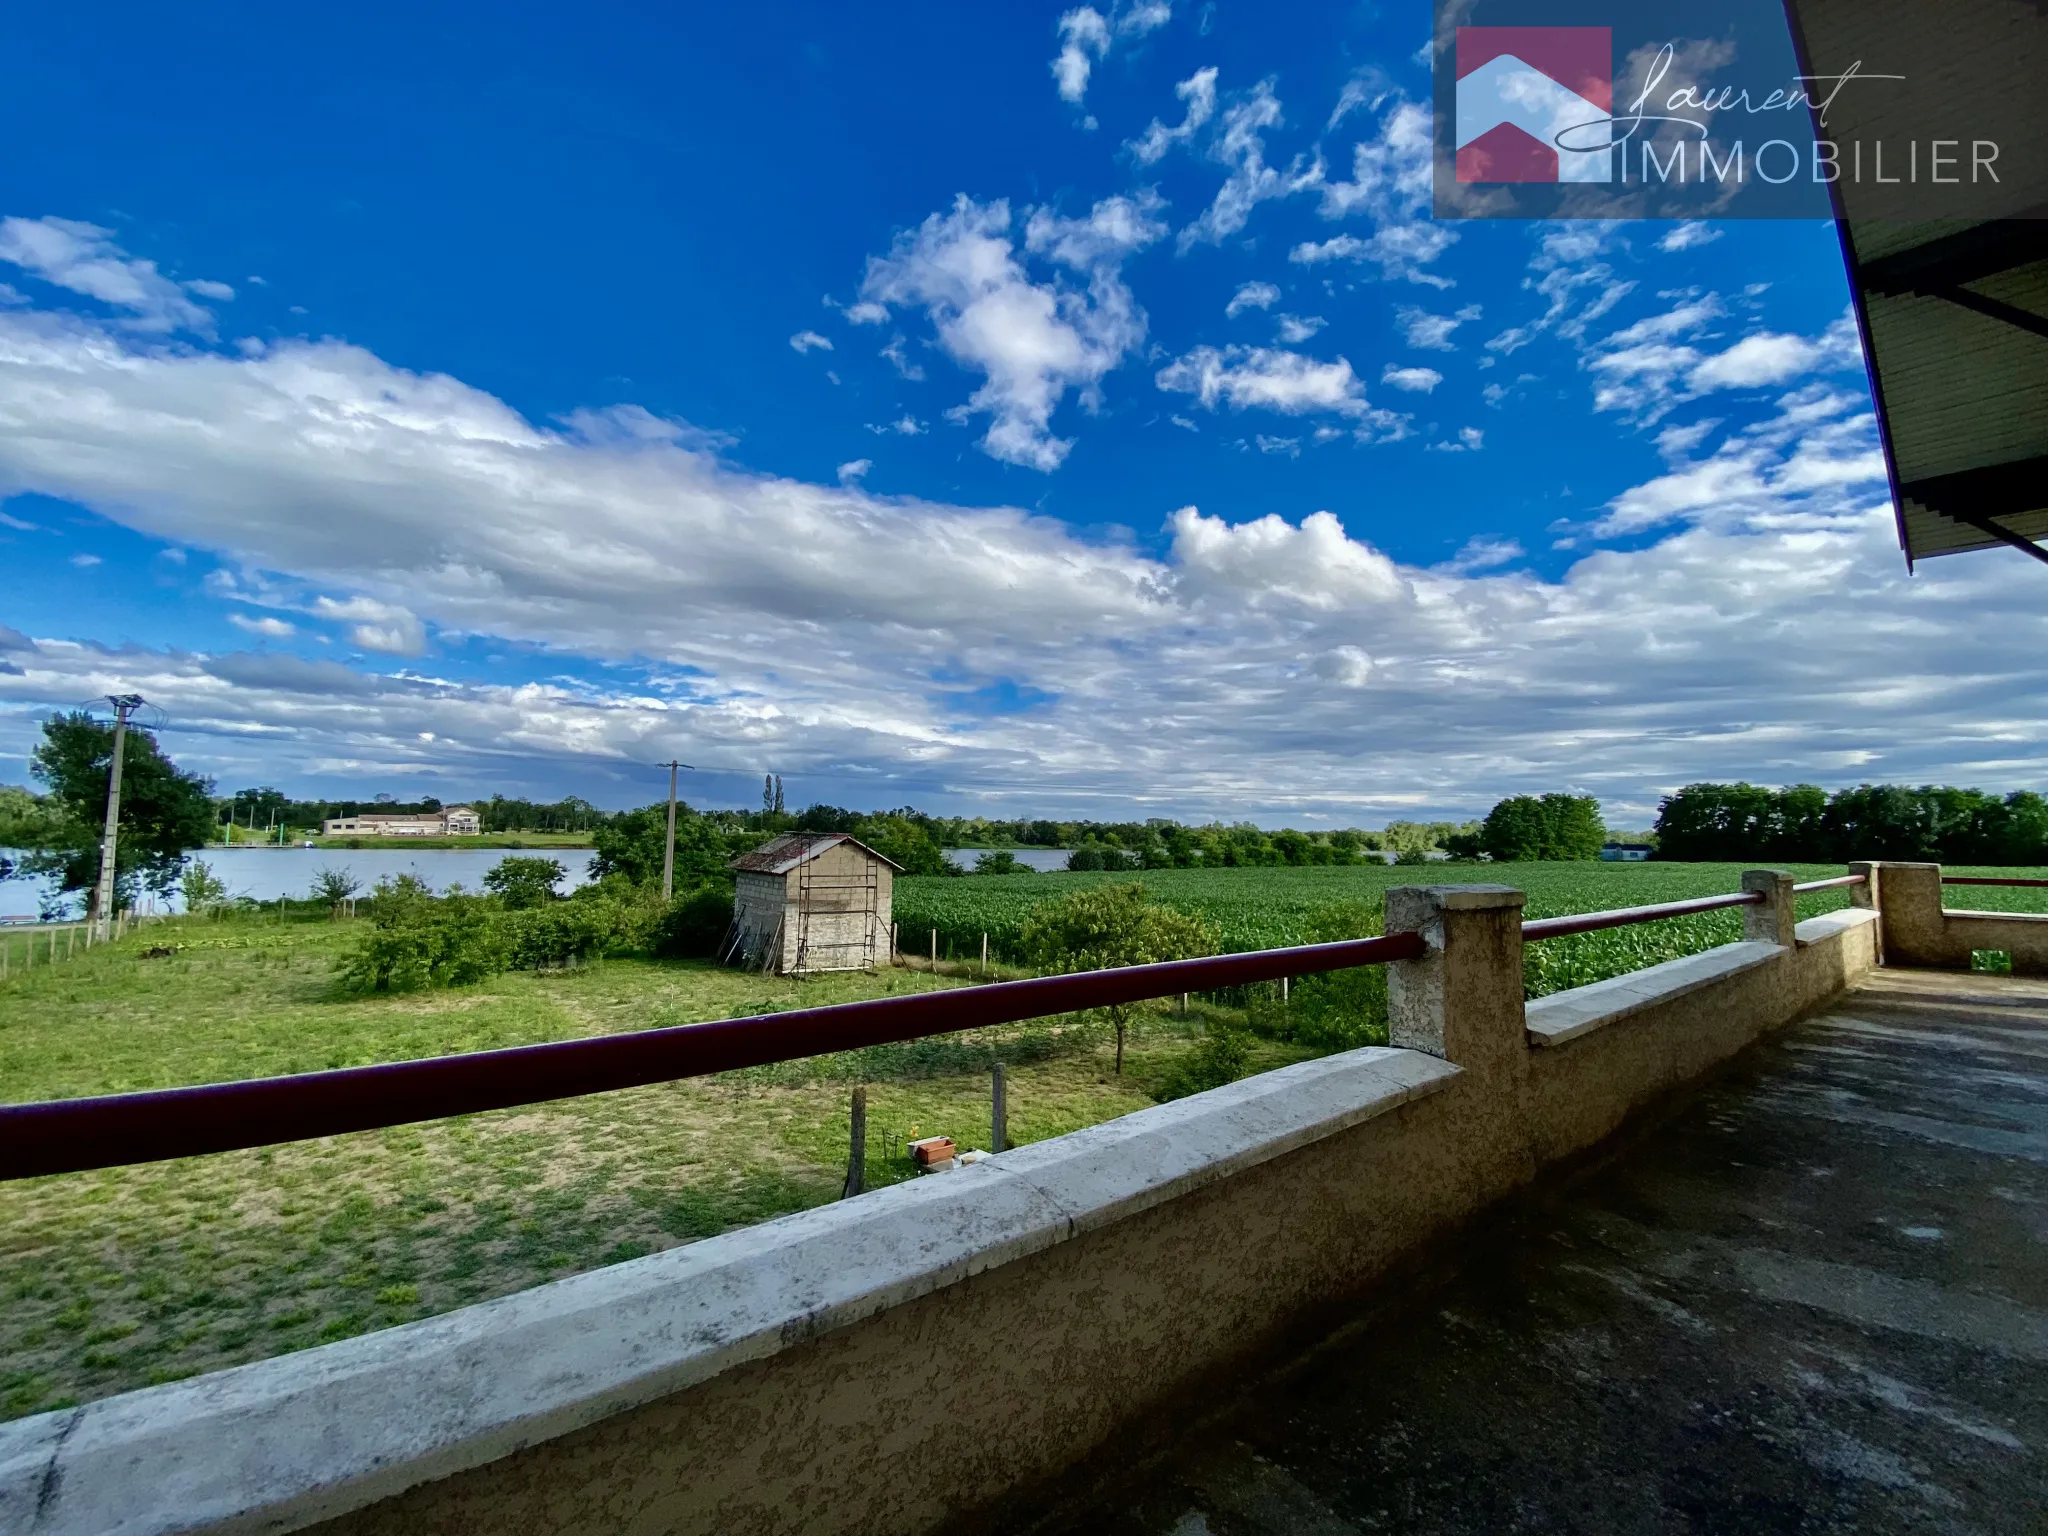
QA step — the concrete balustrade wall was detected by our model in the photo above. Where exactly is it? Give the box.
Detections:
[1870,860,2048,975]
[2,873,1894,1536]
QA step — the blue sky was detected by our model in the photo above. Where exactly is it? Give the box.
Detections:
[0,2,2041,826]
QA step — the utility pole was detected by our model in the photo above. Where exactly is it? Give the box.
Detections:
[657,760,688,902]
[91,694,145,943]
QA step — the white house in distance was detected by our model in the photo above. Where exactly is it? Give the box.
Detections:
[1600,842,1654,862]
[321,806,483,838]
[728,833,899,975]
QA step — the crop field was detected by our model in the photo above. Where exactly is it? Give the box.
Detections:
[894,861,2048,996]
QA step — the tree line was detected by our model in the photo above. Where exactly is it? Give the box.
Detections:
[1652,783,2048,865]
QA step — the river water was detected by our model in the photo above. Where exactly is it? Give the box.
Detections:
[0,847,600,921]
[0,845,1077,921]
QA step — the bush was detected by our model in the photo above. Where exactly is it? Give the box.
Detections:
[655,883,735,958]
[499,899,622,969]
[338,882,506,993]
[1279,900,1390,1051]
[973,850,1033,875]
[1157,1020,1253,1100]
[483,856,565,910]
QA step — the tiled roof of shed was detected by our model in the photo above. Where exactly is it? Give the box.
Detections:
[728,833,905,875]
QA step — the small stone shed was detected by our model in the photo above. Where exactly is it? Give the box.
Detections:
[727,833,901,975]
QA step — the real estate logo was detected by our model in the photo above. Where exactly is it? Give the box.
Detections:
[1454,27,1612,184]
[1430,0,2037,223]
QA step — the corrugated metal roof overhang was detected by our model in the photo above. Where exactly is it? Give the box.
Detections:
[1783,0,2048,567]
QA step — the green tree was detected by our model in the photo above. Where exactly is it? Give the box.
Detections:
[1021,884,1218,1074]
[310,866,361,917]
[590,803,728,886]
[24,712,215,916]
[180,859,232,914]
[853,814,953,876]
[974,849,1033,875]
[1479,793,1604,861]
[483,855,566,910]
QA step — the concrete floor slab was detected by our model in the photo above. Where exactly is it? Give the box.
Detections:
[1029,970,2048,1535]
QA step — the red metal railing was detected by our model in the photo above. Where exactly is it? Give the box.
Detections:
[1792,874,1867,893]
[0,931,1423,1182]
[1943,876,2048,888]
[1519,890,1763,942]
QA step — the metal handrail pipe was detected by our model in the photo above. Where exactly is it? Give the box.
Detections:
[0,931,1425,1182]
[1941,876,2048,888]
[1520,889,1764,942]
[1791,874,1867,893]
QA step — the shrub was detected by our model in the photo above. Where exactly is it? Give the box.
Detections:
[655,883,736,958]
[1157,1020,1253,1101]
[973,850,1033,875]
[1279,900,1390,1051]
[482,856,565,910]
[338,883,505,993]
[1022,883,1217,1073]
[180,860,232,915]
[499,899,620,969]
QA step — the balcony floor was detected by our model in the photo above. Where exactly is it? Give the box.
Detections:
[1031,969,2048,1535]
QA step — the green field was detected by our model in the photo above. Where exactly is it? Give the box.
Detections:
[4,859,2042,1420]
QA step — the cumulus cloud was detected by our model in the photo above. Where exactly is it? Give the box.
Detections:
[1275,314,1325,343]
[3,275,2044,827]
[1381,365,1442,393]
[1397,304,1482,350]
[858,193,1163,470]
[1051,8,1111,104]
[228,612,296,638]
[1052,3,1172,108]
[835,458,872,484]
[1657,223,1723,252]
[788,330,834,353]
[313,596,428,656]
[1128,66,1217,164]
[1226,281,1279,317]
[1156,344,1372,417]
[1178,80,1320,251]
[1290,225,1456,289]
[0,216,221,334]
[1586,294,1863,421]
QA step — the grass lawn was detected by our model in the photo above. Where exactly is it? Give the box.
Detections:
[0,915,1291,1419]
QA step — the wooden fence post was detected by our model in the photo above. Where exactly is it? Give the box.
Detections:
[991,1064,1007,1154]
[930,928,937,973]
[842,1086,867,1199]
[981,932,988,977]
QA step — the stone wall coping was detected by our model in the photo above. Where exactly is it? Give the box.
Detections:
[1794,906,1881,948]
[1525,942,1785,1048]
[0,1047,1455,1536]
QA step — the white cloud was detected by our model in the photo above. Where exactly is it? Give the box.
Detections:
[1290,225,1456,288]
[1128,66,1217,164]
[70,552,101,567]
[229,612,296,638]
[1051,8,1111,104]
[1225,281,1279,318]
[185,278,236,302]
[313,596,428,656]
[866,415,927,436]
[1254,434,1300,457]
[1156,344,1372,418]
[1425,426,1484,452]
[858,193,1163,470]
[5,276,2044,828]
[1317,99,1432,221]
[1381,365,1442,393]
[1178,80,1320,251]
[835,458,872,484]
[879,334,924,379]
[1657,223,1724,253]
[0,217,221,334]
[1398,304,1482,351]
[789,330,834,353]
[1275,314,1325,343]
[1439,536,1522,573]
[1052,4,1170,108]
